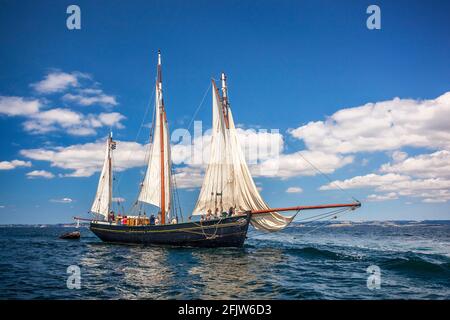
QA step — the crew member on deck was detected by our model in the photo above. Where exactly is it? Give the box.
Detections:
[221,210,228,218]
[214,208,220,218]
[108,210,115,222]
[228,207,234,217]
[171,217,177,224]
[206,209,212,220]
[149,214,155,225]
[143,212,147,225]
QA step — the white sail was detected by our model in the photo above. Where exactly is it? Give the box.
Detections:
[137,54,171,216]
[90,135,113,219]
[193,75,294,231]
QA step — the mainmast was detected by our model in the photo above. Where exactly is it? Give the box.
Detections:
[158,50,166,225]
[137,51,172,221]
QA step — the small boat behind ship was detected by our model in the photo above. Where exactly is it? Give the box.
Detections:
[59,231,80,240]
[76,51,360,247]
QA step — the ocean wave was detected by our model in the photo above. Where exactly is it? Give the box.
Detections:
[381,255,450,278]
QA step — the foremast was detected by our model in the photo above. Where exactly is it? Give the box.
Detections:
[90,132,116,220]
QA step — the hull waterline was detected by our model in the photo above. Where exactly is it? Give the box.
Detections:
[89,213,251,248]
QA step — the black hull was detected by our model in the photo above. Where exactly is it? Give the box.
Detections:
[89,213,251,248]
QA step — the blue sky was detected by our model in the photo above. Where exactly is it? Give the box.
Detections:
[1,0,449,224]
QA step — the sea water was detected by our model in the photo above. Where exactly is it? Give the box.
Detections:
[0,221,449,299]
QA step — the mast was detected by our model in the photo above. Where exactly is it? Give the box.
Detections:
[137,50,172,220]
[158,50,166,224]
[107,132,113,215]
[90,133,115,220]
[220,72,230,129]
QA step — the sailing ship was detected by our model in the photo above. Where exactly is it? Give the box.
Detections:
[79,51,360,247]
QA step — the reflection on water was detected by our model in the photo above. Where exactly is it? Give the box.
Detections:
[79,243,287,299]
[189,249,268,299]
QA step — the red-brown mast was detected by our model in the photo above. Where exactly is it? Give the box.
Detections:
[158,50,166,225]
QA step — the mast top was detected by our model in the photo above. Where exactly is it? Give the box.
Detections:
[221,72,228,99]
[157,50,163,91]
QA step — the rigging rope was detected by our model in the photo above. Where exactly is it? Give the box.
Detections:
[130,87,157,214]
[295,208,353,237]
[113,86,156,197]
[186,82,212,131]
[296,151,360,203]
[250,207,353,239]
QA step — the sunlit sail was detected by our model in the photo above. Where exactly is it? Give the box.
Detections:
[193,73,295,231]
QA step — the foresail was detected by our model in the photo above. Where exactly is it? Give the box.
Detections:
[137,84,171,214]
[193,78,295,231]
[193,84,228,214]
[227,107,296,232]
[90,137,112,219]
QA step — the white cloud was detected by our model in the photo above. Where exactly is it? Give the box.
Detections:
[23,108,126,136]
[31,71,85,94]
[0,160,32,170]
[367,192,398,202]
[290,92,450,154]
[97,112,125,128]
[50,197,73,203]
[422,197,448,203]
[391,150,408,163]
[172,166,204,189]
[380,150,450,178]
[21,139,148,177]
[320,173,450,203]
[26,170,55,179]
[286,187,303,193]
[0,96,40,116]
[253,150,354,178]
[319,173,409,190]
[112,197,126,203]
[378,177,450,196]
[63,91,117,107]
[320,147,450,203]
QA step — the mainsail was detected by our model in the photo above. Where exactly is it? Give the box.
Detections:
[137,51,172,223]
[90,134,115,219]
[193,73,295,231]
